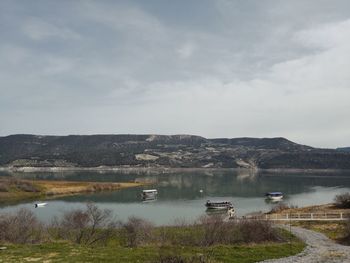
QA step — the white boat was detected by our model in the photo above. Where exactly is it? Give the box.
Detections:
[205,200,233,210]
[34,202,47,208]
[141,189,158,200]
[265,192,283,201]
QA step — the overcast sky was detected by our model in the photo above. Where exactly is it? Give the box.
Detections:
[1,0,350,148]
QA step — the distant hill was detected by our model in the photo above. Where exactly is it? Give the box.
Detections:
[0,134,350,169]
[337,147,350,152]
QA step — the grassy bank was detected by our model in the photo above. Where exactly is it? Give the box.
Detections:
[0,241,304,263]
[0,177,144,203]
[0,225,304,263]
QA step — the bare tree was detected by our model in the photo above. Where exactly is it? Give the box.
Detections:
[0,208,44,244]
[197,214,228,246]
[122,216,154,247]
[51,203,116,245]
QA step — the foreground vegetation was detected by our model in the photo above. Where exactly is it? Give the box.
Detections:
[0,177,143,203]
[0,204,305,263]
[0,242,304,263]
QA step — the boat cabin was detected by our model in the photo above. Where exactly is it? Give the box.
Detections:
[205,200,233,210]
[141,189,158,200]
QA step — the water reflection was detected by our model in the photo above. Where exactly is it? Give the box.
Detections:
[1,169,350,225]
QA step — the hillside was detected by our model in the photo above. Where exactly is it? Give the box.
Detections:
[337,147,350,152]
[0,134,350,169]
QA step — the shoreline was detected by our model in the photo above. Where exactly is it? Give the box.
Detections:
[1,166,350,174]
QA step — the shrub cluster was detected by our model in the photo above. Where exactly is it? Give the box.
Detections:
[50,203,116,245]
[334,193,350,208]
[0,182,9,192]
[155,215,282,247]
[0,208,44,244]
[0,204,283,249]
[121,216,154,247]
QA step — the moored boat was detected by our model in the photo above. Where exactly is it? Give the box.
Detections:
[265,192,283,201]
[205,200,233,210]
[141,189,158,200]
[34,202,47,208]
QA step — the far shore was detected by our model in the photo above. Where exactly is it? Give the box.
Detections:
[0,178,148,203]
[1,166,349,174]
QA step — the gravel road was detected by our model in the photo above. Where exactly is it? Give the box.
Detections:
[260,225,350,263]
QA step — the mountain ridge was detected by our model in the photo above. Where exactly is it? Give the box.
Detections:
[0,134,349,169]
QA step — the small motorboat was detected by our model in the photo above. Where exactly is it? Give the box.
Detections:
[205,200,233,210]
[265,192,283,201]
[34,202,47,208]
[141,189,158,201]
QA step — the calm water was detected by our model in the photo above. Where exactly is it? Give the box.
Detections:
[1,169,350,225]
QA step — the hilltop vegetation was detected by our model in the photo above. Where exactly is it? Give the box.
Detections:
[1,134,350,169]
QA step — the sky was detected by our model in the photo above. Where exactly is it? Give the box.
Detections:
[1,0,350,148]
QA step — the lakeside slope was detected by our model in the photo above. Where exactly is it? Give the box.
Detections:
[1,134,350,169]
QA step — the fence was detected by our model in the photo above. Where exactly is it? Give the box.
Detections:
[257,212,350,221]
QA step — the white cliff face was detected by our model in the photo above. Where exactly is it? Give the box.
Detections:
[135,154,159,161]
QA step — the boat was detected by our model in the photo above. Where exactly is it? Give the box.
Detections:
[141,189,158,200]
[34,202,47,208]
[205,200,233,210]
[265,192,283,201]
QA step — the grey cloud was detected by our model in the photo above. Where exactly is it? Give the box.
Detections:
[0,0,350,148]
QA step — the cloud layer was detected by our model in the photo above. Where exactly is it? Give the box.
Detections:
[1,0,350,148]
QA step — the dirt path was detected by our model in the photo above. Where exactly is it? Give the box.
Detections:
[260,225,350,263]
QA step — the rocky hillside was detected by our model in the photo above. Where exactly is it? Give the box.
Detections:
[0,134,350,169]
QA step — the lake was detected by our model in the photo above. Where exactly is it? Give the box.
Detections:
[1,169,350,225]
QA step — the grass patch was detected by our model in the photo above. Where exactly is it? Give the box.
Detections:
[291,221,346,241]
[0,240,305,263]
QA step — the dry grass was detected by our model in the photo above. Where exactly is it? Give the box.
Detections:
[0,177,145,202]
[35,180,142,196]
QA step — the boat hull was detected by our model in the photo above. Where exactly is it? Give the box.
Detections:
[267,196,283,201]
[205,200,233,210]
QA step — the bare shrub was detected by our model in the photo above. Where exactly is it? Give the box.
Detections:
[0,208,44,244]
[197,215,228,246]
[0,183,9,192]
[156,218,201,247]
[121,216,154,247]
[157,215,282,247]
[51,203,116,245]
[334,193,350,208]
[236,219,281,243]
